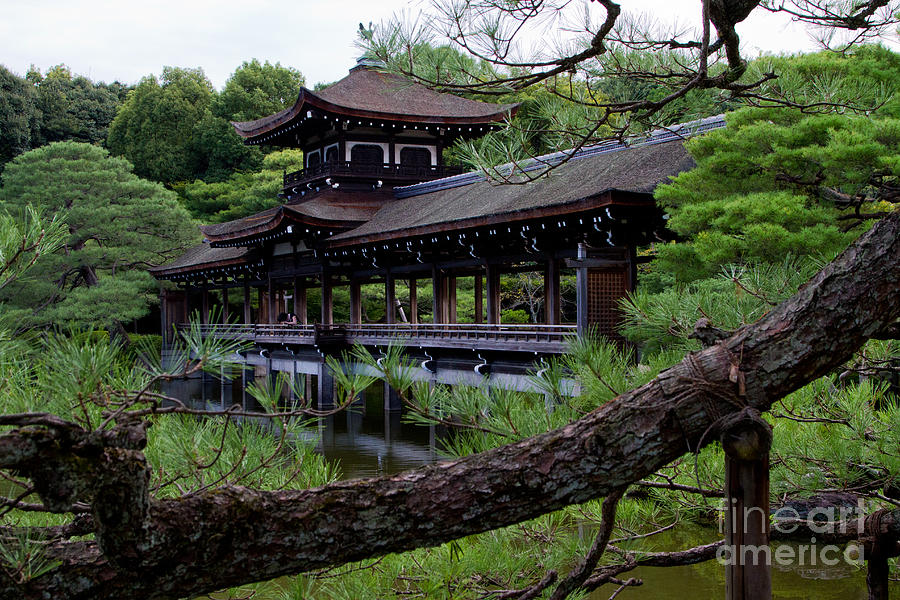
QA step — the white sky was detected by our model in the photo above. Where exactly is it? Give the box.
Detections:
[1,0,897,89]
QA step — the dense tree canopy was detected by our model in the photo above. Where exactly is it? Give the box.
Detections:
[0,142,199,329]
[0,66,40,166]
[212,58,305,122]
[26,64,125,147]
[106,67,218,184]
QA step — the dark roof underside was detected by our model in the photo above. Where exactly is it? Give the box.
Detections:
[327,139,694,246]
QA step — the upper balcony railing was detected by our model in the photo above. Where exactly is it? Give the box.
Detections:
[283,162,464,191]
[181,323,576,354]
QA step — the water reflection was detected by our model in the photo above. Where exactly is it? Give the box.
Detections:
[161,373,442,480]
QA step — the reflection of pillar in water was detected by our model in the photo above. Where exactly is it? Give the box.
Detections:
[346,406,363,438]
[220,364,226,409]
[384,380,402,412]
[242,365,254,411]
[318,415,334,447]
[384,410,402,444]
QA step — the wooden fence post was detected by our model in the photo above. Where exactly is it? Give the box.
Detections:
[721,409,772,600]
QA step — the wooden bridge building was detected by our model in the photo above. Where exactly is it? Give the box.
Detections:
[151,59,725,406]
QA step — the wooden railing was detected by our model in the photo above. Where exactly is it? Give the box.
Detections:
[180,323,576,353]
[282,162,464,190]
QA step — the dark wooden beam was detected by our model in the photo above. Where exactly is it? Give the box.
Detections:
[447,275,457,324]
[321,275,333,325]
[486,264,500,325]
[350,281,362,325]
[474,274,483,324]
[222,287,229,323]
[409,278,418,324]
[243,281,251,324]
[545,259,560,325]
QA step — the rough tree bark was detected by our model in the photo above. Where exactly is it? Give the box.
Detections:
[2,212,900,599]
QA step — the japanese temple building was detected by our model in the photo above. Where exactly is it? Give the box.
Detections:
[150,58,726,406]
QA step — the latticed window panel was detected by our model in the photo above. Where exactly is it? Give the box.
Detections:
[587,268,628,343]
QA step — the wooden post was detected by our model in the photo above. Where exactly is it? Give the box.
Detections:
[350,281,362,324]
[183,284,191,322]
[474,274,483,324]
[201,285,209,325]
[486,264,501,325]
[431,266,443,324]
[409,278,418,324]
[243,281,251,323]
[294,278,307,324]
[866,554,890,600]
[545,259,560,325]
[221,287,229,323]
[267,277,275,323]
[721,410,773,600]
[321,275,333,325]
[447,275,457,324]
[575,245,589,337]
[159,288,169,346]
[257,287,266,324]
[385,271,396,324]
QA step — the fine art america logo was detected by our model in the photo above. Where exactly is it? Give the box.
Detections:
[716,498,867,566]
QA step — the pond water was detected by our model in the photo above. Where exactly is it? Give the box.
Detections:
[171,375,895,599]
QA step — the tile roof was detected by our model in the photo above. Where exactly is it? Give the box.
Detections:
[232,65,517,140]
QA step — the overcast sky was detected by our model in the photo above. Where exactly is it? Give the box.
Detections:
[2,0,897,89]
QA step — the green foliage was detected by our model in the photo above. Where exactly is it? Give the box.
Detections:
[213,59,305,122]
[107,67,217,184]
[652,108,900,282]
[624,259,821,354]
[27,64,124,147]
[0,142,199,329]
[0,65,40,166]
[176,149,303,222]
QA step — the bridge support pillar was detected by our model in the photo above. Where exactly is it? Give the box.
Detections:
[384,381,402,412]
[317,362,335,409]
[486,264,501,324]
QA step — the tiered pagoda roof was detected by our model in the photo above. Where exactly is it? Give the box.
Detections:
[232,64,518,146]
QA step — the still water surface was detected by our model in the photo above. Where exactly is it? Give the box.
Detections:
[175,376,892,599]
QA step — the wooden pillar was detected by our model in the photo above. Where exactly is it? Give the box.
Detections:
[159,288,169,346]
[221,287,230,323]
[294,277,307,325]
[575,244,589,336]
[201,285,209,325]
[321,274,333,325]
[267,277,275,323]
[474,274,483,324]
[722,411,772,600]
[317,362,334,409]
[243,281,251,323]
[545,259,560,325]
[447,275,457,324]
[183,284,191,323]
[485,264,501,325]
[350,281,362,324]
[257,287,266,324]
[385,271,396,324]
[431,266,443,324]
[409,279,418,324]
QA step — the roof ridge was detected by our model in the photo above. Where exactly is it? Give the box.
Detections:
[394,114,727,199]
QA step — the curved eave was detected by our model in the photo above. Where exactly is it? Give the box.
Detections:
[325,190,656,249]
[200,205,367,246]
[232,88,518,142]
